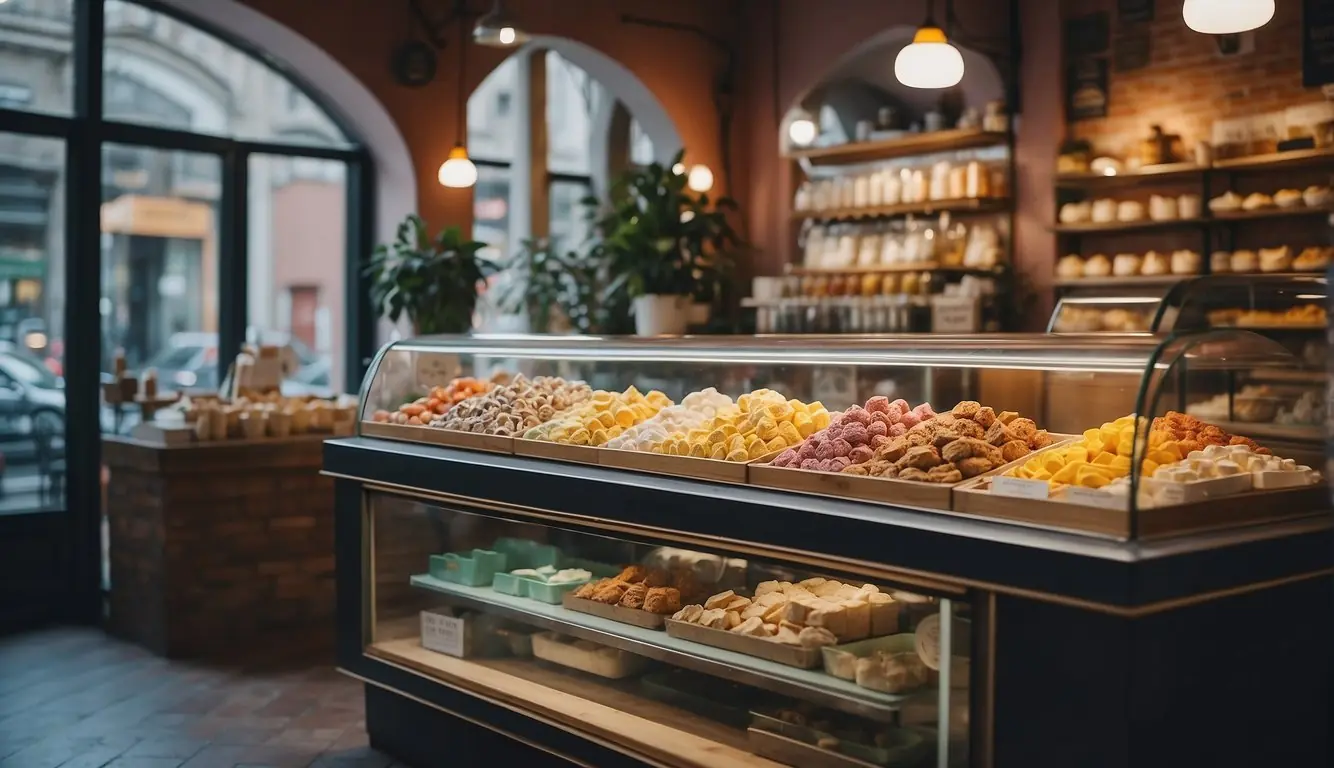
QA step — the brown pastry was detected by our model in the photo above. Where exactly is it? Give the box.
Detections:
[898,467,929,481]
[931,413,958,429]
[904,430,933,448]
[932,431,962,448]
[842,463,871,476]
[1007,418,1037,441]
[592,580,630,604]
[1000,440,1031,462]
[985,421,1013,446]
[619,582,648,609]
[644,569,670,588]
[951,401,981,420]
[956,456,995,478]
[971,406,997,429]
[997,411,1020,425]
[926,465,964,483]
[644,587,682,615]
[941,437,992,463]
[671,604,703,622]
[573,579,604,600]
[876,436,910,462]
[616,565,648,583]
[899,445,944,470]
[1030,430,1054,449]
[952,419,985,439]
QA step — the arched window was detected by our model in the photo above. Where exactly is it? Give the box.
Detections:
[0,1,373,576]
[466,41,675,264]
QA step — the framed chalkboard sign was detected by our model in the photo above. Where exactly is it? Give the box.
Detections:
[1305,0,1334,86]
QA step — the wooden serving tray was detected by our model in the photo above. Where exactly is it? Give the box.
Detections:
[953,440,1326,539]
[561,592,667,630]
[512,438,603,466]
[359,420,513,454]
[664,619,820,669]
[746,462,953,510]
[598,447,781,485]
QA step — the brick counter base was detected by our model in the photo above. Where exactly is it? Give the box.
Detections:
[104,435,335,659]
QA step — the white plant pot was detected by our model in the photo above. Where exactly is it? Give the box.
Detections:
[632,294,691,336]
[688,302,710,326]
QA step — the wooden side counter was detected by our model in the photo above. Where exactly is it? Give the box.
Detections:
[103,434,335,658]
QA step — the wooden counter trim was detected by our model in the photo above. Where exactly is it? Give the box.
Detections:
[367,639,783,768]
[103,433,328,473]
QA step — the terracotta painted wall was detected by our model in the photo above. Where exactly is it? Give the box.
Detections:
[240,0,740,237]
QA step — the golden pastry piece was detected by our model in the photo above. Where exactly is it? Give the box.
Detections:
[1000,440,1032,463]
[972,406,997,429]
[592,580,630,604]
[619,582,648,609]
[942,437,992,463]
[1008,418,1038,441]
[573,579,604,600]
[898,467,929,482]
[899,445,944,470]
[842,464,870,476]
[644,587,682,615]
[672,604,703,622]
[951,401,981,420]
[926,465,964,484]
[985,421,1014,446]
[875,436,910,462]
[616,565,648,583]
[952,419,985,439]
[956,456,995,478]
[1030,430,1054,449]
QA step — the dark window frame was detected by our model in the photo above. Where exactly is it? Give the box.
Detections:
[0,0,376,623]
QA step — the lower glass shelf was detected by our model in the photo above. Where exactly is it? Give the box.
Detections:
[410,573,929,722]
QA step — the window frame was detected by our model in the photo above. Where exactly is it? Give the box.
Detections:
[0,0,375,620]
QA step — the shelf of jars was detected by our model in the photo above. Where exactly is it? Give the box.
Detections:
[792,197,1008,223]
[1056,147,1334,188]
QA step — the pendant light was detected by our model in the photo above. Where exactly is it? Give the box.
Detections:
[687,164,715,193]
[1182,0,1274,34]
[474,0,529,47]
[439,8,477,188]
[895,0,965,90]
[788,109,818,146]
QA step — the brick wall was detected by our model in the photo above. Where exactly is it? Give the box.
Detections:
[105,437,335,658]
[1065,0,1327,156]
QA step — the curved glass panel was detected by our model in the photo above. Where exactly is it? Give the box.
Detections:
[1127,330,1317,528]
[1048,296,1160,334]
[1153,274,1327,334]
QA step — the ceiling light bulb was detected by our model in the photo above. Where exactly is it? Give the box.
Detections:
[474,0,529,47]
[1182,0,1274,34]
[788,115,818,146]
[438,145,478,188]
[672,162,686,176]
[687,164,714,193]
[894,26,965,89]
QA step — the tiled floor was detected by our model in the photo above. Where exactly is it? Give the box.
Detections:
[0,628,392,768]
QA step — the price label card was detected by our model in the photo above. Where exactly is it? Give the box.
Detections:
[990,476,1050,500]
[931,297,980,333]
[421,609,466,657]
[1064,486,1128,510]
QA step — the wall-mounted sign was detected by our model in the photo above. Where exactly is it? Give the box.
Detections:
[1065,13,1110,55]
[1114,27,1152,71]
[1304,0,1334,86]
[1067,58,1109,121]
[1118,0,1154,23]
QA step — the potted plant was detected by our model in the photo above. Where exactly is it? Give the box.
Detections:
[493,238,586,333]
[590,150,741,336]
[366,214,495,335]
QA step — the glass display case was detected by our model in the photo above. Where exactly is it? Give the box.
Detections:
[332,333,1331,768]
[369,495,971,767]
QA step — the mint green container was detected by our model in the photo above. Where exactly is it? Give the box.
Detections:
[428,548,507,586]
[493,538,560,571]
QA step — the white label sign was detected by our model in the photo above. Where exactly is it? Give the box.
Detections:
[990,476,1050,500]
[931,297,980,333]
[421,609,466,657]
[1064,486,1129,510]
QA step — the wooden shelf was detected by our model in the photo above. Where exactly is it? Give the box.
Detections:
[792,198,1008,223]
[1055,163,1205,186]
[784,263,1002,276]
[789,129,1008,166]
[1053,274,1188,288]
[1052,218,1208,234]
[1213,147,1334,171]
[1209,205,1333,222]
[369,640,779,768]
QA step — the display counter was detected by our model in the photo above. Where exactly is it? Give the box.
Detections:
[328,334,1330,768]
[104,433,335,657]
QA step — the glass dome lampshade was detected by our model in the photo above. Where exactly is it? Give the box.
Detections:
[438,145,478,188]
[894,25,965,89]
[1182,0,1274,35]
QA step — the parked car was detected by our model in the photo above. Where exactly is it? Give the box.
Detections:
[0,342,65,441]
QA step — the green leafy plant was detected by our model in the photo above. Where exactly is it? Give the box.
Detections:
[589,149,741,305]
[494,238,587,333]
[366,215,496,335]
